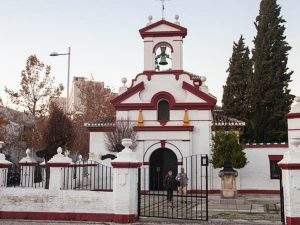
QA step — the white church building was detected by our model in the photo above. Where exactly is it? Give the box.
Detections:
[86,16,293,194]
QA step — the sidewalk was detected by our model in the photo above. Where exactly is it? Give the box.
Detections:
[0,219,283,225]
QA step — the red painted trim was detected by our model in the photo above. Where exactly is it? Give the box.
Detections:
[115,102,214,111]
[268,155,283,161]
[143,161,183,166]
[187,190,280,194]
[111,82,144,104]
[0,164,12,168]
[287,113,300,119]
[134,126,194,131]
[111,162,142,168]
[114,214,138,223]
[87,127,115,132]
[286,217,300,225]
[244,144,289,148]
[151,91,176,107]
[114,88,215,111]
[182,81,217,105]
[238,190,280,194]
[127,70,203,91]
[18,162,38,166]
[46,163,71,167]
[279,163,300,170]
[140,31,186,38]
[139,19,187,38]
[93,189,113,192]
[71,164,98,167]
[143,69,183,76]
[0,211,137,223]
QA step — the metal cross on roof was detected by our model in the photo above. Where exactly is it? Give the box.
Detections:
[157,0,170,19]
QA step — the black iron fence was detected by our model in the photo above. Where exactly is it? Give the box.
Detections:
[2,161,113,191]
[61,161,113,191]
[5,164,46,188]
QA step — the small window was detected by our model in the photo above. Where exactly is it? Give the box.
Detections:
[157,99,170,121]
[268,155,283,180]
[270,160,281,179]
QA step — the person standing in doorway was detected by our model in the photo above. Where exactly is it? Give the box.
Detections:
[176,167,188,195]
[164,170,175,202]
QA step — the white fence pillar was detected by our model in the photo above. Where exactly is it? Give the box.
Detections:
[19,149,37,187]
[287,97,300,145]
[279,97,300,225]
[47,147,72,190]
[0,153,12,187]
[111,139,141,223]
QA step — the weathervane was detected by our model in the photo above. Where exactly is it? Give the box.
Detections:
[157,0,170,19]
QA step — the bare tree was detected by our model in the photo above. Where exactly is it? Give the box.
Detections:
[70,79,116,155]
[105,120,137,152]
[5,55,63,117]
[5,55,63,149]
[75,80,115,122]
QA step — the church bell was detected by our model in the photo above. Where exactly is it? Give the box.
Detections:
[158,46,169,65]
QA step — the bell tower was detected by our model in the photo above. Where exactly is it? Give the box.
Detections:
[139,15,187,72]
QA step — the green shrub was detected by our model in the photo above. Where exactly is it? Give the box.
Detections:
[212,131,247,169]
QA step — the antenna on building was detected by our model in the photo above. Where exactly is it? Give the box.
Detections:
[157,0,170,20]
[90,73,94,81]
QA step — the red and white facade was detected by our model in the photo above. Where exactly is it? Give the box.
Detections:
[87,18,298,194]
[87,19,217,183]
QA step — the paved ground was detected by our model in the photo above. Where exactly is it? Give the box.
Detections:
[140,193,281,222]
[0,219,283,225]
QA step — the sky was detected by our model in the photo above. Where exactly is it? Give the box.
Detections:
[0,0,299,107]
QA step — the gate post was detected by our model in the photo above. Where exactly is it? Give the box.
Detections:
[111,139,142,223]
[278,96,300,225]
[19,149,38,187]
[0,153,12,187]
[47,147,72,190]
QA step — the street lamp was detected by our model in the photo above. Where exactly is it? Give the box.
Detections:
[0,141,4,153]
[50,47,71,109]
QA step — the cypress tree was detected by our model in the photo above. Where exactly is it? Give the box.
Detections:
[222,35,252,124]
[249,0,294,143]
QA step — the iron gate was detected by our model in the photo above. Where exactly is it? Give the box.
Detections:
[138,154,209,221]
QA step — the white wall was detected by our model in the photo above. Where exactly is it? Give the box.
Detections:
[90,132,107,157]
[210,146,289,192]
[0,188,113,214]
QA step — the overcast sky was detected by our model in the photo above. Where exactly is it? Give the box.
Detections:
[0,0,299,106]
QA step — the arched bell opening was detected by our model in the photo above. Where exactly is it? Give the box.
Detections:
[154,42,173,71]
[149,148,178,191]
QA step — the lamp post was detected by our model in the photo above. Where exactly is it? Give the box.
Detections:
[50,47,71,109]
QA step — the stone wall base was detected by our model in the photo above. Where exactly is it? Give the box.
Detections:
[0,211,138,223]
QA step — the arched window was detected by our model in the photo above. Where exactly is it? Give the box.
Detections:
[157,99,170,121]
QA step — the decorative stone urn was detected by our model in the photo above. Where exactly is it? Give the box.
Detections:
[219,162,238,199]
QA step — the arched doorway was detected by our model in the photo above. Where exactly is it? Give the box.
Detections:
[149,148,178,190]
